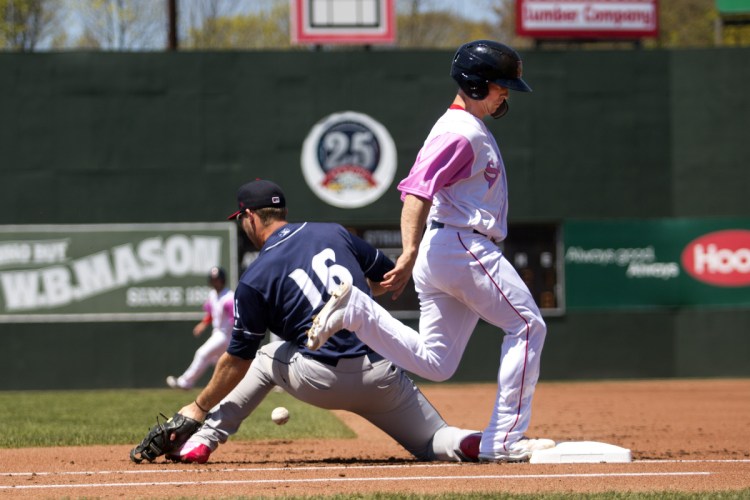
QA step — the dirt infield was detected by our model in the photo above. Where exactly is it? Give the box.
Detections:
[1,379,748,498]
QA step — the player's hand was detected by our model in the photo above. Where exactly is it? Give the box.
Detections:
[179,401,209,422]
[381,253,416,300]
[192,323,206,337]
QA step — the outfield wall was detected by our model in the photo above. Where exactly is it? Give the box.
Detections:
[0,48,748,389]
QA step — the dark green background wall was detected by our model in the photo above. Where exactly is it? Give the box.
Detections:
[1,48,748,389]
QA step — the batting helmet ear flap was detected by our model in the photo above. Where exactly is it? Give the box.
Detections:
[491,99,509,119]
[456,72,489,100]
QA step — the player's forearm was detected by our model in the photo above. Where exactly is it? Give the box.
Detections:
[400,194,432,258]
[367,278,387,297]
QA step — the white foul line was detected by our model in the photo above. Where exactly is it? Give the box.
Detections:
[639,459,750,463]
[1,462,461,477]
[2,458,748,478]
[0,472,712,491]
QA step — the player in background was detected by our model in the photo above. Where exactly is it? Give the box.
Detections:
[167,267,234,390]
[170,179,481,464]
[307,40,554,462]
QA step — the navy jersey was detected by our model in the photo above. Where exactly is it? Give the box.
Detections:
[228,222,394,363]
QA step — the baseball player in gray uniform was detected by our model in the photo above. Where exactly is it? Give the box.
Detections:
[307,40,554,462]
[171,179,481,464]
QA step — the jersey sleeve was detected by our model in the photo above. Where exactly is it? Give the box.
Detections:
[347,230,395,282]
[226,283,266,360]
[397,132,475,201]
[222,293,234,320]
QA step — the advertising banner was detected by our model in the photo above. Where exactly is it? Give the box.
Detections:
[565,218,750,309]
[517,0,659,39]
[0,223,236,322]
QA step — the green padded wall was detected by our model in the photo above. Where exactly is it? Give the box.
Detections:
[1,48,748,389]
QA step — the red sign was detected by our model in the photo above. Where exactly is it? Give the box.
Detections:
[517,0,659,39]
[681,230,750,287]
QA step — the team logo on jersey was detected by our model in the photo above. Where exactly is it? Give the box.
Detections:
[301,111,397,209]
[484,160,500,188]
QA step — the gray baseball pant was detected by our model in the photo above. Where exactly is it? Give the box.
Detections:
[190,340,477,461]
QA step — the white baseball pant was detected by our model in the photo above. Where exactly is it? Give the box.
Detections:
[176,328,231,389]
[340,224,547,456]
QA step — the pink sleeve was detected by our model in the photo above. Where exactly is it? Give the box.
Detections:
[397,133,474,200]
[223,297,234,318]
[203,301,211,314]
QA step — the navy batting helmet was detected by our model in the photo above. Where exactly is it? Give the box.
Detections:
[450,40,532,101]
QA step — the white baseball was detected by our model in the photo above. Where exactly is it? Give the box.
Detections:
[271,406,289,425]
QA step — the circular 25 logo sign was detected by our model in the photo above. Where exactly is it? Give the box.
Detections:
[301,111,396,209]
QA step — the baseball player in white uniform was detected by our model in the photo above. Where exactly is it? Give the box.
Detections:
[167,267,234,390]
[307,40,554,462]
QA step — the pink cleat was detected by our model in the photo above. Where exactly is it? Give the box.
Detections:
[169,441,211,464]
[458,432,482,462]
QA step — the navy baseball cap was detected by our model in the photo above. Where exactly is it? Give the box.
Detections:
[227,180,286,220]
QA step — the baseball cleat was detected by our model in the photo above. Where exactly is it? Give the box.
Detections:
[458,432,482,462]
[306,281,352,350]
[478,437,556,462]
[168,441,211,464]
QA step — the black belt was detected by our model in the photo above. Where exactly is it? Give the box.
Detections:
[305,352,384,367]
[430,220,490,239]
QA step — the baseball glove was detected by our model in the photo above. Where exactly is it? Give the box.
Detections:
[130,412,202,463]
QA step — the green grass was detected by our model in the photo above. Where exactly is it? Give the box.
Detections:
[1,390,748,500]
[0,388,354,448]
[149,492,750,500]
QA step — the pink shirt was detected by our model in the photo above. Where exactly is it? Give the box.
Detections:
[204,287,235,334]
[398,108,508,241]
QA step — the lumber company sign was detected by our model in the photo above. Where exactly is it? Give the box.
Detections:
[0,223,236,322]
[517,0,659,39]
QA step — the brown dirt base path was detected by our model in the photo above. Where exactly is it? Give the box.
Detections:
[1,379,749,498]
